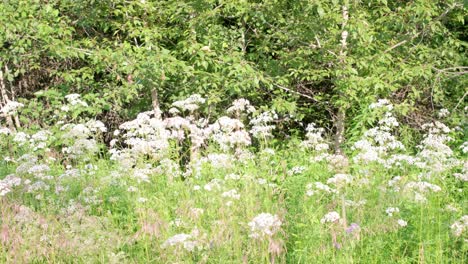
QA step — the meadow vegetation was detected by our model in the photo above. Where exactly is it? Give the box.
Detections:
[0,0,467,263]
[1,96,466,263]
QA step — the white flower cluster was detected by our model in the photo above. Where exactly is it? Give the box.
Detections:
[387,176,402,192]
[203,153,234,168]
[369,99,393,110]
[385,207,400,217]
[417,121,455,172]
[301,123,329,152]
[0,174,22,196]
[161,230,201,251]
[384,154,423,169]
[60,122,105,159]
[437,108,450,118]
[208,116,251,150]
[404,181,442,203]
[288,166,305,175]
[327,173,352,187]
[320,211,340,224]
[353,100,404,164]
[227,98,256,116]
[306,182,337,196]
[171,94,206,112]
[0,126,11,135]
[64,93,88,108]
[113,111,170,165]
[460,142,468,154]
[0,100,24,115]
[454,161,468,182]
[397,219,408,227]
[249,111,277,139]
[451,215,468,237]
[248,213,282,238]
[221,189,241,200]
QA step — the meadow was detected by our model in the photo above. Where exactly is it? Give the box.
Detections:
[0,95,466,263]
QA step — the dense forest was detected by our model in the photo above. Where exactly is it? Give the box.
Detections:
[0,0,467,263]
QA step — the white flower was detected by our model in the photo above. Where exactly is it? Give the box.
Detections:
[162,234,192,249]
[320,211,340,224]
[288,166,305,175]
[386,207,400,217]
[305,182,336,196]
[227,98,255,115]
[221,189,241,200]
[460,142,468,154]
[437,108,450,118]
[0,175,22,196]
[397,219,407,227]
[65,93,88,107]
[248,213,282,238]
[451,216,468,237]
[0,101,24,115]
[326,174,352,187]
[127,186,138,192]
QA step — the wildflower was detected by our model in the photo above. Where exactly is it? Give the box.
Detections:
[0,100,24,115]
[262,148,276,155]
[0,175,22,196]
[437,108,450,118]
[327,173,352,186]
[249,111,277,139]
[306,182,336,196]
[225,173,241,180]
[287,166,305,175]
[397,219,407,227]
[385,207,400,217]
[65,93,88,107]
[0,127,11,135]
[248,213,282,238]
[204,179,223,191]
[137,197,148,203]
[171,94,205,112]
[301,123,328,151]
[460,142,468,154]
[346,223,360,234]
[221,189,241,200]
[162,233,198,251]
[320,211,340,224]
[227,98,255,115]
[451,215,468,237]
[127,186,138,192]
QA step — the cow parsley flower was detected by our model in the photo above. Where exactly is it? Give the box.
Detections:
[320,211,340,224]
[451,215,468,237]
[327,173,352,186]
[306,182,337,196]
[162,233,198,251]
[0,100,24,115]
[222,189,241,200]
[397,219,407,227]
[248,213,282,238]
[386,207,400,217]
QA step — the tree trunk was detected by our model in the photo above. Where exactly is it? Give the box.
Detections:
[0,68,16,132]
[334,108,345,155]
[151,88,162,119]
[333,4,349,155]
